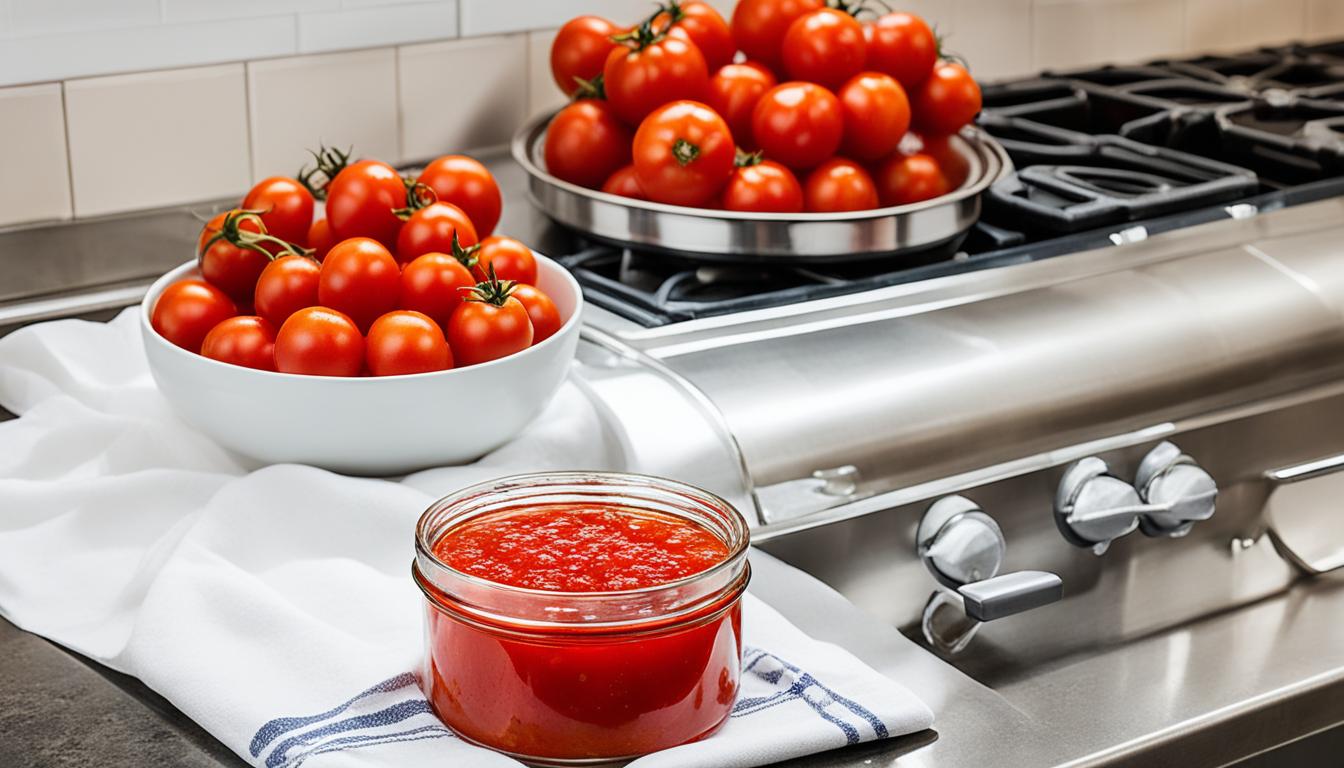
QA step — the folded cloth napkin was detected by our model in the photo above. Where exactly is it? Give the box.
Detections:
[0,309,932,768]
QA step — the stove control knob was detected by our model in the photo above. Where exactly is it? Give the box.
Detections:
[1055,457,1154,554]
[1135,441,1217,537]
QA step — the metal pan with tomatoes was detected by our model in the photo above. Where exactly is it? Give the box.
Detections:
[513,111,1011,263]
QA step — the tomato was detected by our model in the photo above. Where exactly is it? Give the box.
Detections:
[325,159,407,249]
[366,311,453,376]
[307,217,337,262]
[275,307,364,377]
[781,9,866,89]
[197,211,271,306]
[731,0,822,70]
[916,132,970,188]
[633,100,735,207]
[510,284,563,344]
[706,63,777,149]
[864,13,938,90]
[201,316,276,371]
[751,82,843,170]
[317,237,401,333]
[601,164,646,199]
[401,251,478,330]
[254,254,320,328]
[551,15,621,95]
[874,152,950,206]
[803,158,879,212]
[838,72,910,161]
[544,99,634,189]
[242,176,314,246]
[416,155,502,237]
[152,279,237,353]
[720,156,803,213]
[913,62,982,136]
[657,1,735,70]
[448,281,534,367]
[473,236,538,285]
[603,31,708,126]
[396,201,479,265]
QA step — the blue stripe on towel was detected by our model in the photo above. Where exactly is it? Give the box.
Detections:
[249,673,419,756]
[731,646,889,744]
[264,700,442,768]
[286,725,455,768]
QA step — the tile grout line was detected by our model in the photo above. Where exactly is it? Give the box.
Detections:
[242,61,256,186]
[57,80,77,220]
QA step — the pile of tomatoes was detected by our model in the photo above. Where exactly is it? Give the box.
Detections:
[151,150,563,377]
[544,0,981,213]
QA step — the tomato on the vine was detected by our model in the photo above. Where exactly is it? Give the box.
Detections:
[551,15,622,95]
[201,316,277,371]
[416,155,502,237]
[913,62,982,136]
[633,100,735,207]
[804,158,879,212]
[751,81,843,170]
[510,284,563,344]
[706,63,777,149]
[864,13,938,90]
[254,254,320,328]
[197,211,271,306]
[448,279,534,367]
[544,99,633,189]
[242,177,314,246]
[396,201,479,265]
[400,249,478,330]
[275,307,364,377]
[307,218,337,262]
[731,0,822,70]
[657,1,735,71]
[365,311,453,376]
[874,152,950,206]
[325,159,407,249]
[601,164,646,199]
[152,279,237,352]
[603,26,709,126]
[720,154,803,213]
[317,237,401,333]
[838,72,910,161]
[781,8,866,89]
[473,235,538,285]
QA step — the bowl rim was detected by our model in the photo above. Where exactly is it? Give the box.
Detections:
[140,251,584,383]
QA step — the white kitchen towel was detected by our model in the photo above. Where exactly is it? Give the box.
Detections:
[0,309,933,768]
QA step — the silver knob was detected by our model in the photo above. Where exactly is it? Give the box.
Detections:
[1135,441,1217,537]
[1055,457,1158,554]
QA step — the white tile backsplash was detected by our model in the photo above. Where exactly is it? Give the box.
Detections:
[950,0,1032,82]
[1306,0,1344,43]
[399,34,527,160]
[1188,0,1305,54]
[526,27,567,120]
[459,0,650,37]
[164,0,339,24]
[298,1,458,54]
[1033,0,1107,71]
[1109,0,1184,63]
[0,83,72,226]
[11,0,157,37]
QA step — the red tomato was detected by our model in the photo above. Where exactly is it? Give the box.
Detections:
[401,251,478,330]
[543,99,634,189]
[657,1,735,70]
[551,15,621,95]
[307,218,337,262]
[275,307,364,377]
[254,254,320,328]
[325,159,407,249]
[720,157,803,213]
[396,201,479,265]
[600,164,646,199]
[864,13,938,91]
[731,0,823,70]
[603,32,709,126]
[151,279,237,353]
[913,62,982,135]
[317,237,401,333]
[365,311,453,376]
[473,236,538,285]
[448,282,534,367]
[197,211,271,306]
[201,316,277,371]
[752,82,843,170]
[838,72,910,161]
[804,158,879,212]
[510,284,563,344]
[781,8,866,89]
[242,176,314,246]
[874,152,950,206]
[916,132,970,188]
[416,155,502,237]
[633,100,735,208]
[706,63,777,149]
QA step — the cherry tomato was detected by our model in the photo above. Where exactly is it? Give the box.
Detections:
[633,100,735,208]
[366,311,453,376]
[781,8,866,89]
[151,279,237,353]
[544,99,634,189]
[706,63,777,149]
[916,132,970,188]
[603,32,709,126]
[913,62,982,136]
[551,15,621,95]
[401,251,478,330]
[201,316,276,371]
[241,177,314,246]
[804,158,879,212]
[731,0,823,70]
[416,155,502,237]
[510,284,563,344]
[838,72,910,161]
[657,1,735,70]
[275,307,364,377]
[307,217,337,262]
[473,236,538,285]
[720,156,803,213]
[874,152,950,206]
[396,201,479,265]
[325,159,407,249]
[448,283,534,367]
[317,237,401,333]
[601,164,646,199]
[254,254,320,328]
[864,13,938,90]
[752,81,843,170]
[197,211,270,306]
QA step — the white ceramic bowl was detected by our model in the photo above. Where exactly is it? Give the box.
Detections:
[140,253,583,475]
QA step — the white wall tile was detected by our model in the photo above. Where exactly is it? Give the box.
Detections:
[1184,0,1240,53]
[1187,0,1305,54]
[298,1,458,54]
[0,83,72,226]
[65,65,250,217]
[399,34,527,161]
[247,49,400,178]
[164,0,338,24]
[1033,0,1106,71]
[526,27,567,120]
[1305,0,1344,43]
[460,0,649,37]
[11,0,157,37]
[950,0,1032,82]
[1109,0,1183,63]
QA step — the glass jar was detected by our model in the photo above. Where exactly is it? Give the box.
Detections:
[413,472,752,765]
